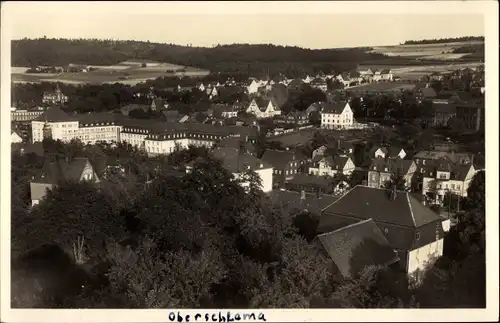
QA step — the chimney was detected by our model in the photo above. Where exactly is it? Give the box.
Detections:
[300,190,306,201]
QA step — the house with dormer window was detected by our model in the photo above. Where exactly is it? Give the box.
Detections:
[318,185,446,279]
[30,155,100,206]
[421,159,477,204]
[309,155,355,177]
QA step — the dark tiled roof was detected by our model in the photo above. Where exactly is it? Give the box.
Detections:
[33,156,93,184]
[321,102,348,114]
[315,155,350,170]
[212,147,271,173]
[33,107,76,122]
[369,157,414,175]
[74,112,118,125]
[320,186,441,228]
[419,88,437,98]
[217,137,256,154]
[315,219,400,278]
[268,189,338,215]
[369,146,389,156]
[261,149,307,169]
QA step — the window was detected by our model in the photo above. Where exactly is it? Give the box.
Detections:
[416,231,420,240]
[451,184,455,189]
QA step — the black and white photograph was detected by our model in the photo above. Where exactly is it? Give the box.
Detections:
[1,1,498,322]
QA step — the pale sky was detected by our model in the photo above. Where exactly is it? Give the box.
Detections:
[4,1,486,49]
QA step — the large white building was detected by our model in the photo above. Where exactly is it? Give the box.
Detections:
[320,102,354,129]
[32,107,259,157]
[31,108,121,144]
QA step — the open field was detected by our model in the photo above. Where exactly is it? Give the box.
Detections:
[358,61,483,81]
[11,61,210,85]
[269,128,317,146]
[369,41,484,60]
[347,82,416,92]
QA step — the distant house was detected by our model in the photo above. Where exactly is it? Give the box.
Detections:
[261,149,309,185]
[318,185,446,279]
[367,157,416,189]
[246,79,264,94]
[280,110,309,125]
[151,99,168,111]
[373,69,393,82]
[42,85,68,105]
[30,155,100,206]
[302,75,314,84]
[310,78,328,92]
[320,102,354,130]
[413,150,474,166]
[314,218,400,279]
[187,147,273,193]
[368,146,389,159]
[309,155,355,177]
[11,129,23,144]
[246,98,281,119]
[421,159,477,204]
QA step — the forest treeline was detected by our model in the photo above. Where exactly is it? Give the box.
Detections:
[403,36,484,45]
[11,38,389,76]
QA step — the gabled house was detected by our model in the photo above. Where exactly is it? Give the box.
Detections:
[318,185,446,279]
[373,69,393,82]
[30,155,100,206]
[367,157,416,189]
[421,159,477,204]
[246,79,263,94]
[261,149,309,185]
[413,150,474,166]
[369,146,389,159]
[320,102,354,129]
[388,147,407,159]
[246,98,281,119]
[11,129,23,144]
[151,99,168,111]
[309,155,355,177]
[315,218,400,279]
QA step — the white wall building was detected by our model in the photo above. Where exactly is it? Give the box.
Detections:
[320,102,354,129]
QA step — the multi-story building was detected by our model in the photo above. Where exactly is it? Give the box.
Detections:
[367,157,416,189]
[318,185,446,280]
[260,149,310,185]
[421,159,477,204]
[31,108,121,144]
[42,85,68,105]
[320,102,354,130]
[11,107,45,122]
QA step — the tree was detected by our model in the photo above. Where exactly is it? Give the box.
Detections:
[292,211,320,242]
[17,181,127,265]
